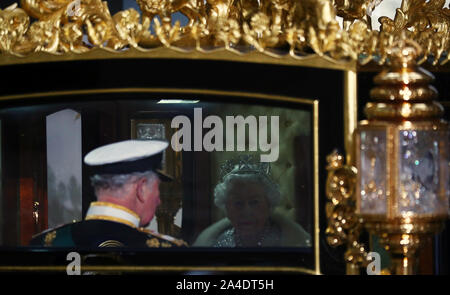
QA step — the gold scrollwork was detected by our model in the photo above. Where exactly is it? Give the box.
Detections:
[0,1,447,66]
[325,150,370,274]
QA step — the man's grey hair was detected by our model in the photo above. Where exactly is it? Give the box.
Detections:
[214,173,281,212]
[91,170,158,197]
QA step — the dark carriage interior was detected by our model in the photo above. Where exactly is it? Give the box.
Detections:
[0,0,449,278]
[0,57,347,273]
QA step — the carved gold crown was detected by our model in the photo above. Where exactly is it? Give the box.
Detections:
[0,0,449,66]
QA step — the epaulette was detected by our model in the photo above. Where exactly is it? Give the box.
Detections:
[30,221,78,246]
[30,223,69,240]
[138,227,188,247]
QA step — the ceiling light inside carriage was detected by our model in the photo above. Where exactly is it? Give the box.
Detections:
[157,99,200,104]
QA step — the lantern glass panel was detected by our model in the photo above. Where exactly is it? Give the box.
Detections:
[398,129,447,215]
[360,129,387,215]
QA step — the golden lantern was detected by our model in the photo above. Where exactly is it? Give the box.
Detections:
[354,40,449,275]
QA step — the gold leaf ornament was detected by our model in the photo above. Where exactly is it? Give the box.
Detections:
[20,0,73,20]
[0,4,30,53]
[113,8,151,48]
[0,0,447,66]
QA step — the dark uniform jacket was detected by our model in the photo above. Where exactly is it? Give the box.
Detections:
[29,201,187,249]
[30,219,187,248]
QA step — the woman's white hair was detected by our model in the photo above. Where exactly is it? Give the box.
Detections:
[91,170,158,197]
[214,173,281,211]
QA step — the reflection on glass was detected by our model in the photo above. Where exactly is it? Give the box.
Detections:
[194,155,311,247]
[0,120,2,245]
[136,123,165,140]
[46,109,82,228]
[398,130,446,215]
[359,130,387,214]
[0,99,314,249]
[136,123,167,172]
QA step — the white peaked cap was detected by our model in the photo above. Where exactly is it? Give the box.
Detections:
[84,140,172,181]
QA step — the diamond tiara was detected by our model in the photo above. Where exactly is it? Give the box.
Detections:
[219,154,272,182]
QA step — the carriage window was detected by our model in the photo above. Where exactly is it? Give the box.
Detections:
[46,109,82,228]
[0,119,2,245]
[0,97,315,249]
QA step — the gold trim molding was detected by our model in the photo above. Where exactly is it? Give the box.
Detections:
[0,1,448,67]
[0,87,317,105]
[0,46,356,70]
[0,265,318,275]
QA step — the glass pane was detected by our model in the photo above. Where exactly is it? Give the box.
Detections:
[0,119,2,245]
[398,129,448,216]
[0,97,314,250]
[359,129,387,215]
[46,109,82,228]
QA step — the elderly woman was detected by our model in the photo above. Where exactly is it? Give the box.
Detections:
[193,156,311,247]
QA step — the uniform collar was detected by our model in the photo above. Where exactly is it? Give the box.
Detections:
[85,201,141,228]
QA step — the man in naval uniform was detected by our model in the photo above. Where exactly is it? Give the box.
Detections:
[30,140,187,249]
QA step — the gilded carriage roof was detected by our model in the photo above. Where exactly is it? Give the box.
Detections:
[0,0,448,68]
